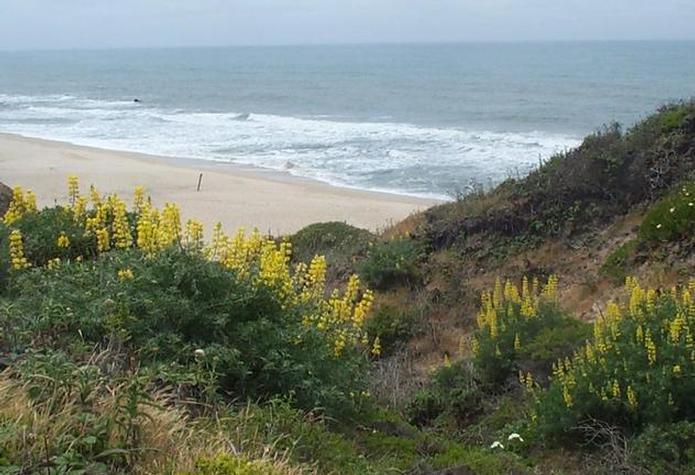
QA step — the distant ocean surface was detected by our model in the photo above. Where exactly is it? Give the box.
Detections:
[1,42,694,199]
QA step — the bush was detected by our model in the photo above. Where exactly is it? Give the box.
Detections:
[289,222,373,282]
[364,304,422,356]
[601,239,638,284]
[639,182,695,243]
[533,278,695,442]
[408,360,484,427]
[358,237,421,290]
[631,421,695,474]
[472,276,584,388]
[1,178,377,417]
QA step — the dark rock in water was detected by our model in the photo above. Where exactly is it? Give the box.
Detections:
[133,98,141,103]
[0,182,12,216]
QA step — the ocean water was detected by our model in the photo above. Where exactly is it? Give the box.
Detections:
[1,42,694,199]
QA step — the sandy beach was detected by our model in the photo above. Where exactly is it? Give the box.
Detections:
[0,133,438,235]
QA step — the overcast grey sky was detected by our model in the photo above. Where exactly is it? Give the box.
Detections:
[2,0,695,50]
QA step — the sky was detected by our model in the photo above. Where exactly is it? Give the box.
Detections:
[1,0,695,50]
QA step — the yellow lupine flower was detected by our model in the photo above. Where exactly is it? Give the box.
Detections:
[184,219,205,250]
[96,227,110,252]
[56,233,70,249]
[117,268,135,281]
[3,186,37,224]
[627,386,638,409]
[133,185,146,212]
[67,175,80,205]
[47,258,61,270]
[112,198,133,249]
[371,337,382,357]
[644,330,657,365]
[9,229,29,270]
[89,185,102,206]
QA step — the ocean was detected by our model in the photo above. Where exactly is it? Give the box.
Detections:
[1,42,694,199]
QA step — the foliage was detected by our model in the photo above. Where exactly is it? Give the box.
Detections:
[630,421,695,474]
[472,276,584,388]
[601,239,638,284]
[358,236,421,290]
[639,182,695,243]
[533,279,695,442]
[289,221,374,285]
[408,360,483,427]
[0,177,376,417]
[424,101,695,255]
[364,303,422,356]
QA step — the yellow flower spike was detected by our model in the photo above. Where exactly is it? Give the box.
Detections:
[521,276,530,300]
[514,333,521,350]
[136,204,159,255]
[644,330,657,365]
[371,337,382,357]
[67,175,80,206]
[56,233,70,249]
[24,191,37,213]
[542,275,558,300]
[157,202,182,248]
[626,386,638,409]
[47,258,61,270]
[184,219,205,250]
[493,278,503,308]
[112,198,133,249]
[3,186,38,224]
[117,268,135,281]
[9,229,30,270]
[96,227,110,252]
[89,184,102,206]
[133,185,146,212]
[611,380,621,398]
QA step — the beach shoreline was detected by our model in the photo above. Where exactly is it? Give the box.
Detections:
[0,132,440,235]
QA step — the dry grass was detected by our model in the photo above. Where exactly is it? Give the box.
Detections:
[0,371,308,475]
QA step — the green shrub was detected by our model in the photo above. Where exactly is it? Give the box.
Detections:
[640,182,695,243]
[408,360,483,427]
[517,318,591,379]
[631,421,695,474]
[533,279,695,443]
[0,207,98,286]
[472,276,584,388]
[660,104,691,132]
[364,304,422,356]
[3,246,369,416]
[600,239,638,284]
[289,222,374,286]
[359,237,421,290]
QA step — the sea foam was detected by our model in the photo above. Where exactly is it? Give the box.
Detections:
[0,93,580,199]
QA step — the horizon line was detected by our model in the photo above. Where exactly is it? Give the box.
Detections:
[2,38,695,53]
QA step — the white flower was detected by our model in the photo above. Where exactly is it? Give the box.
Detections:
[194,349,206,358]
[689,202,694,207]
[670,207,676,213]
[490,441,504,449]
[508,433,524,442]
[656,224,662,229]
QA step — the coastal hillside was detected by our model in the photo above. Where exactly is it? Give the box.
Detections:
[0,102,694,474]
